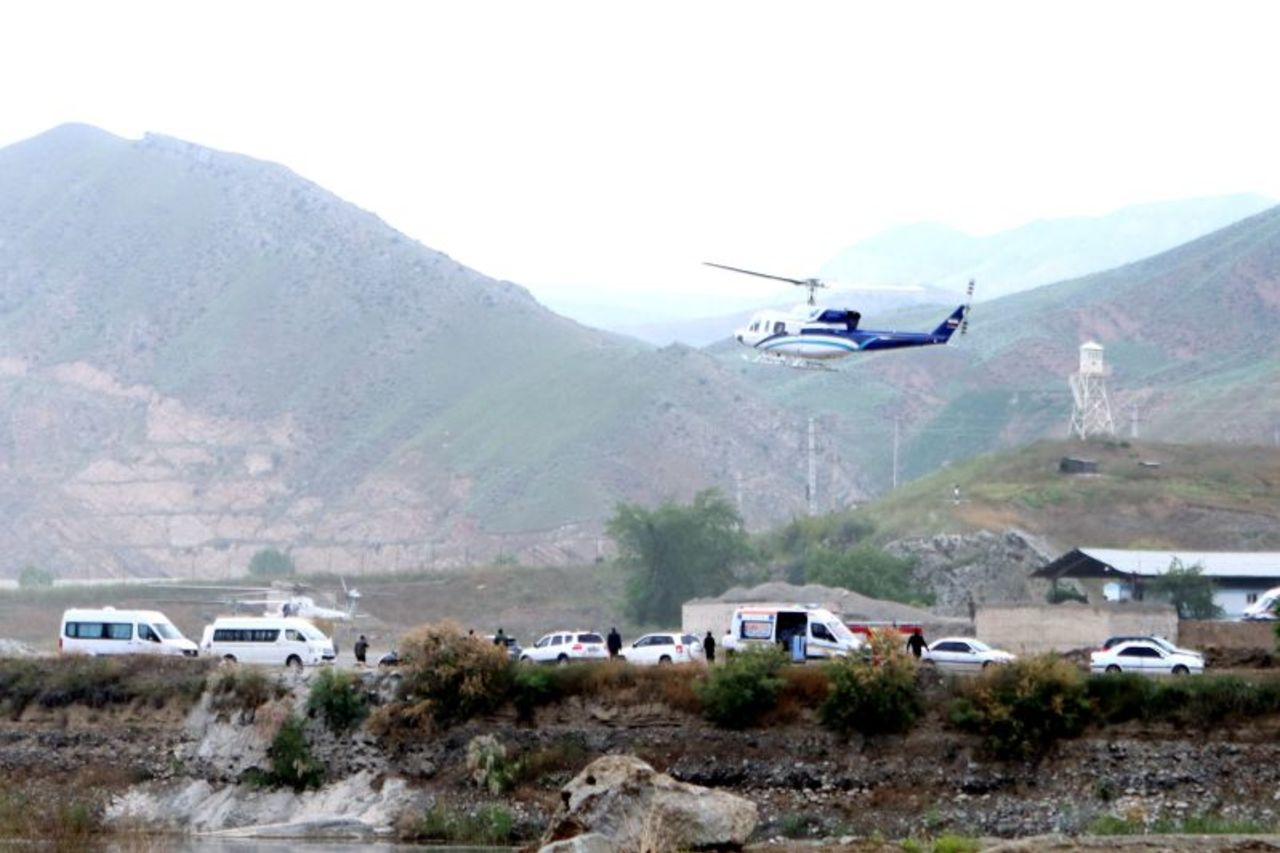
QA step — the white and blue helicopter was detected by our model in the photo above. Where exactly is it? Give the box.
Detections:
[706,262,974,367]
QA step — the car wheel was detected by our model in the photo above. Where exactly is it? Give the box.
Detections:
[222,654,237,665]
[557,654,569,666]
[1105,664,1121,674]
[1172,664,1189,676]
[982,660,994,669]
[519,655,533,664]
[659,655,672,665]
[286,655,303,672]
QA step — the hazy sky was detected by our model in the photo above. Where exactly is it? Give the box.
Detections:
[4,1,1280,318]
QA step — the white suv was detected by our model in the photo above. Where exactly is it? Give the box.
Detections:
[521,631,608,664]
[621,633,703,665]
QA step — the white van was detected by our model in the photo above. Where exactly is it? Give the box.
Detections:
[60,608,199,657]
[201,616,336,668]
[721,605,864,659]
[1242,585,1280,621]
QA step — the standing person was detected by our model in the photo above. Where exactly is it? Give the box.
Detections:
[606,627,622,658]
[906,629,927,659]
[354,634,369,666]
[703,630,716,664]
[493,627,507,646]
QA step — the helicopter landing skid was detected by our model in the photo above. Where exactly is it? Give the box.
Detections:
[743,353,836,372]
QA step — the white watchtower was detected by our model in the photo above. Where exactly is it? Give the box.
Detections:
[1068,341,1115,439]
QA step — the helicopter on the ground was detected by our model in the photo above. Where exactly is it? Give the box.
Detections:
[161,578,365,621]
[705,262,974,366]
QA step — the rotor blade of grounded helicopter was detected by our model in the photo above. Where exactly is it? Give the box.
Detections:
[703,262,819,288]
[820,281,927,293]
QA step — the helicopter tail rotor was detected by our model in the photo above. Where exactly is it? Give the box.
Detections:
[961,279,975,335]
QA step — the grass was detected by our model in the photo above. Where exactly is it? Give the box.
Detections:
[0,655,213,719]
[406,803,518,845]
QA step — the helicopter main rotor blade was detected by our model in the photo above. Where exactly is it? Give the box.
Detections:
[704,262,822,288]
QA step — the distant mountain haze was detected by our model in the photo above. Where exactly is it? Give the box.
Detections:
[818,194,1276,300]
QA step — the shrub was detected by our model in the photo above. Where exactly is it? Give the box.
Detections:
[466,735,516,795]
[392,622,511,729]
[1148,675,1280,729]
[307,667,369,733]
[263,715,324,791]
[947,655,1089,760]
[247,548,295,579]
[0,656,212,718]
[1085,672,1156,724]
[210,666,285,715]
[695,645,786,728]
[820,630,922,737]
[510,665,558,723]
[17,564,54,589]
[409,803,515,845]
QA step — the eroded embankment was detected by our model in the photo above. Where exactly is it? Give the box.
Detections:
[2,654,1280,846]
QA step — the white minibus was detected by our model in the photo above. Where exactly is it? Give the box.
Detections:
[721,604,864,660]
[59,608,199,657]
[201,616,336,668]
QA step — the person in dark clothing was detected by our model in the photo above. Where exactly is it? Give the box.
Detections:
[494,628,507,646]
[354,634,369,666]
[606,627,622,658]
[703,631,716,664]
[906,629,927,659]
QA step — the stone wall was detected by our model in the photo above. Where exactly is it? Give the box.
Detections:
[1178,620,1276,650]
[976,601,1178,654]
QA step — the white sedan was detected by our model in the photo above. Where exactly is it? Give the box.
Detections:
[620,633,702,666]
[520,631,608,665]
[922,637,1016,672]
[1090,640,1204,676]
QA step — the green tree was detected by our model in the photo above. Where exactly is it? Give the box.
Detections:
[803,545,932,605]
[607,489,751,624]
[17,564,54,589]
[248,548,295,579]
[1147,559,1222,620]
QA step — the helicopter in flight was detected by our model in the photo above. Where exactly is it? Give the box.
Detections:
[705,262,974,366]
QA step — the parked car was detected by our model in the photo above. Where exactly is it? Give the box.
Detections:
[200,616,336,668]
[922,637,1016,671]
[1090,639,1204,675]
[1099,634,1203,661]
[521,631,608,664]
[620,633,702,665]
[1242,585,1280,621]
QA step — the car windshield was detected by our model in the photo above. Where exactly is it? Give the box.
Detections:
[578,633,604,644]
[151,622,181,640]
[299,625,326,642]
[967,639,992,652]
[826,621,857,642]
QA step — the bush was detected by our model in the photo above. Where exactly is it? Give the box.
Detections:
[1148,675,1280,729]
[466,735,516,794]
[820,630,922,737]
[263,715,324,791]
[388,622,511,731]
[307,668,369,733]
[695,645,786,728]
[409,803,515,845]
[947,655,1089,760]
[0,656,212,718]
[17,564,53,589]
[1085,672,1156,724]
[247,548,295,579]
[209,666,285,715]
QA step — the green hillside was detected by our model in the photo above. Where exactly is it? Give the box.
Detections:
[855,439,1280,552]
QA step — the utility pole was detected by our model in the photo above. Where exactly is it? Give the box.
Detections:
[892,415,901,490]
[806,417,817,516]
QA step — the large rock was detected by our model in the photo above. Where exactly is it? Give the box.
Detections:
[541,754,757,851]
